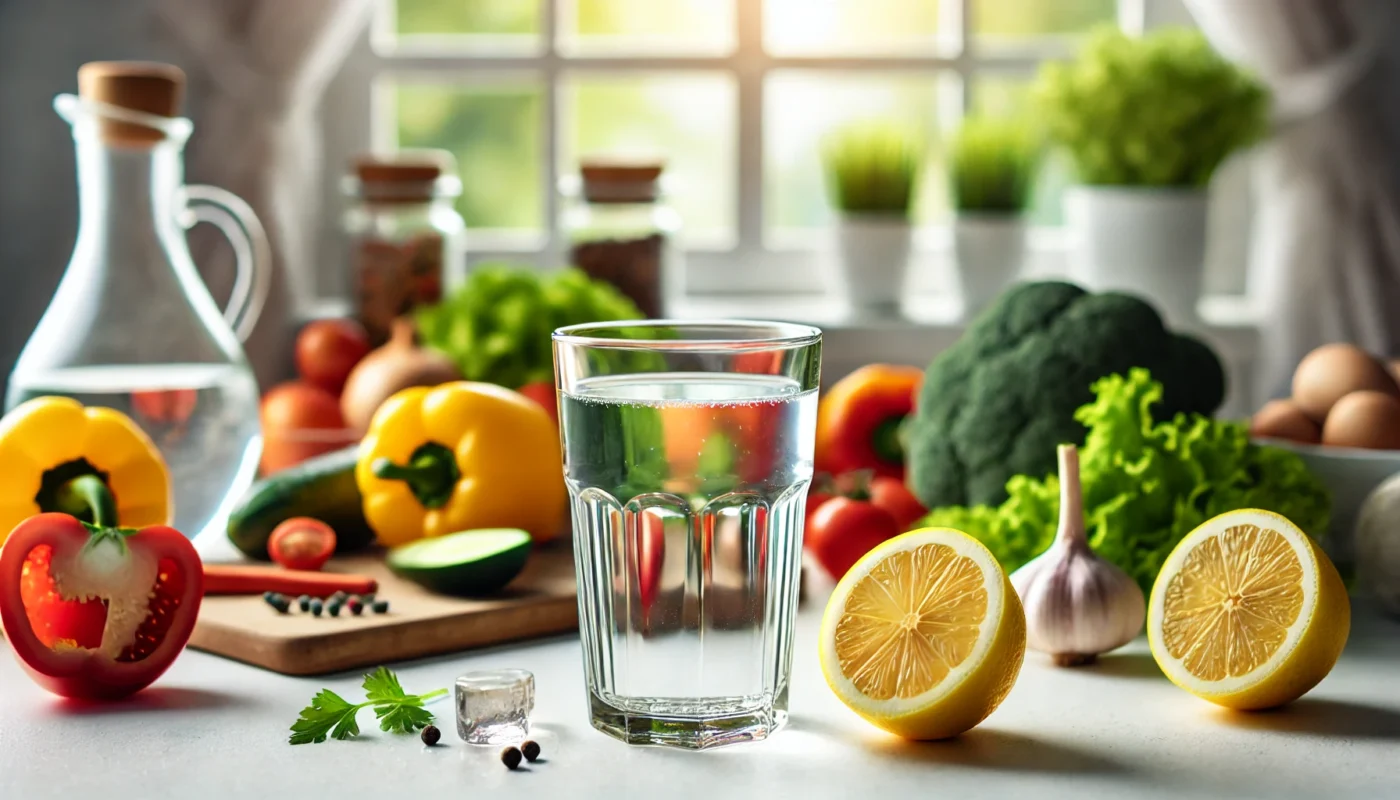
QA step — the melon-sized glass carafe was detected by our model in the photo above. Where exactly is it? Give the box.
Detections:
[6,62,268,546]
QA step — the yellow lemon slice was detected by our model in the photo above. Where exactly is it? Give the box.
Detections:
[1148,508,1350,710]
[819,527,1026,740]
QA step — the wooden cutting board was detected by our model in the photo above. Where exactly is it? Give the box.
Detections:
[190,542,579,676]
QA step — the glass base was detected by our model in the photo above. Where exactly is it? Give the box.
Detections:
[589,692,788,750]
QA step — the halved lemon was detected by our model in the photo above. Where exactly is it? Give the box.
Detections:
[1148,508,1350,711]
[818,527,1026,740]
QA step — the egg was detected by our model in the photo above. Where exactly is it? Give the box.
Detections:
[1321,390,1400,450]
[1291,343,1400,423]
[1250,399,1322,444]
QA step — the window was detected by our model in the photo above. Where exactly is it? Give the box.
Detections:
[329,0,1162,298]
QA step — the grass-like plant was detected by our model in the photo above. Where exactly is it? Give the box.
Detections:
[821,121,923,216]
[1033,26,1269,187]
[947,116,1041,214]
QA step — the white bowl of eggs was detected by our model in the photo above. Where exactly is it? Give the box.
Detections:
[1250,343,1400,571]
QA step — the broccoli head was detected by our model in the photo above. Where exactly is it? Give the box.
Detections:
[906,281,1226,508]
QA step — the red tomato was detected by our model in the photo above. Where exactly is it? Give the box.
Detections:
[804,497,900,581]
[869,476,927,530]
[0,513,203,700]
[260,381,348,474]
[268,517,338,571]
[296,318,371,394]
[805,489,834,530]
[516,381,558,426]
[130,388,199,425]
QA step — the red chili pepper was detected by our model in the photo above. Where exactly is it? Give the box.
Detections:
[815,364,924,480]
[0,475,202,701]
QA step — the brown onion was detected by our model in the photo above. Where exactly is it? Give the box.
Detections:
[340,317,460,433]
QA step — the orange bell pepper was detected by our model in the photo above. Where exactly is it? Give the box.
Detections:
[815,364,924,480]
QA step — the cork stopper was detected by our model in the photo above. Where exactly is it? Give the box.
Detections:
[353,150,456,203]
[579,157,664,203]
[77,61,185,145]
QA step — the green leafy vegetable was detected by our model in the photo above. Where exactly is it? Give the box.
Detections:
[289,667,447,745]
[920,368,1331,593]
[415,263,644,389]
[1033,26,1269,187]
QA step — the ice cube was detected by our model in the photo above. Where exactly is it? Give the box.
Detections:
[455,668,535,745]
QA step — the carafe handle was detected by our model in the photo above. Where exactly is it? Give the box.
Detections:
[181,185,272,343]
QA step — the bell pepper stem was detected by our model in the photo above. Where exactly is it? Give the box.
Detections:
[871,416,906,465]
[371,442,460,510]
[53,473,119,528]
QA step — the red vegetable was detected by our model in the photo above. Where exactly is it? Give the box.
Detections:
[202,564,376,597]
[268,517,337,571]
[868,475,927,530]
[296,318,371,394]
[0,498,203,700]
[804,497,900,581]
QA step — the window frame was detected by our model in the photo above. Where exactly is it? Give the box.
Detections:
[316,0,1155,302]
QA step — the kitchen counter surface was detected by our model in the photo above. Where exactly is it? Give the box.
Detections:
[2,593,1397,800]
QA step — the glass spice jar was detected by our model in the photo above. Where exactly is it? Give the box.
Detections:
[343,151,466,345]
[561,160,682,318]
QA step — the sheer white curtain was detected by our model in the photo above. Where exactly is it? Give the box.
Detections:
[156,0,373,386]
[1186,0,1400,400]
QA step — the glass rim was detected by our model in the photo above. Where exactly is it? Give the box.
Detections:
[552,318,821,351]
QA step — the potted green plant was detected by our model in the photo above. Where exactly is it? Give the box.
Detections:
[1034,26,1268,324]
[820,121,923,309]
[947,115,1041,317]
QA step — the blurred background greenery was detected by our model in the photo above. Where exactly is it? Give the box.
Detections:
[388,0,1116,235]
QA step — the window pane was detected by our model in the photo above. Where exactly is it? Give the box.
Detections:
[766,72,952,232]
[562,73,736,242]
[393,0,539,36]
[393,82,542,230]
[765,0,945,55]
[971,75,1070,225]
[973,0,1116,40]
[560,0,734,55]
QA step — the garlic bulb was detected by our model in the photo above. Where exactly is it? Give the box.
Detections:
[1010,444,1145,666]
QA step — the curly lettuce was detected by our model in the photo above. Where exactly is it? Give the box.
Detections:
[920,368,1331,592]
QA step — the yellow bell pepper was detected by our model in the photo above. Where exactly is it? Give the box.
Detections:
[0,396,172,543]
[355,382,566,547]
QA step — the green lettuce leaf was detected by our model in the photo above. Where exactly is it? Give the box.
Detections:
[920,368,1331,592]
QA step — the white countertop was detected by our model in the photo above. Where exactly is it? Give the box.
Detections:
[3,588,1398,800]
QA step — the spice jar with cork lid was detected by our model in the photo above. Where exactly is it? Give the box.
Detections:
[561,159,682,318]
[343,151,466,346]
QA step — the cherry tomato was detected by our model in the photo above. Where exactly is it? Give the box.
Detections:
[805,489,833,529]
[804,497,900,581]
[268,517,338,571]
[130,388,199,425]
[869,476,927,530]
[260,381,348,473]
[296,318,371,394]
[516,381,558,426]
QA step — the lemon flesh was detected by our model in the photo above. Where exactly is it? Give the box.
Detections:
[820,527,1026,740]
[1148,509,1350,710]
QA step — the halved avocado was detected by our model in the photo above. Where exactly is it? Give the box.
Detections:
[387,528,533,597]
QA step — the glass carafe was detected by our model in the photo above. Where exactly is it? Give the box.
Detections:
[6,65,268,547]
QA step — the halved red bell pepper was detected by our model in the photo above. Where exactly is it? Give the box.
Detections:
[0,475,203,701]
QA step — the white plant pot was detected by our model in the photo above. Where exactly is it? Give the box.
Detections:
[825,215,913,310]
[953,214,1026,318]
[1065,186,1208,325]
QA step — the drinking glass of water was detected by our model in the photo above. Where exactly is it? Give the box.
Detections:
[553,320,821,750]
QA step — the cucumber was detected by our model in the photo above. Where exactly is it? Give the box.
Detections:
[226,445,375,560]
[387,529,532,597]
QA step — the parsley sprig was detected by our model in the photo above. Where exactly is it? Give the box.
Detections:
[289,667,447,745]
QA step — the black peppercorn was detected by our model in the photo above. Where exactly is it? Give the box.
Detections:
[310,599,323,617]
[297,595,311,612]
[521,740,541,762]
[372,600,389,614]
[501,746,522,770]
[421,725,440,746]
[328,601,342,618]
[348,599,364,616]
